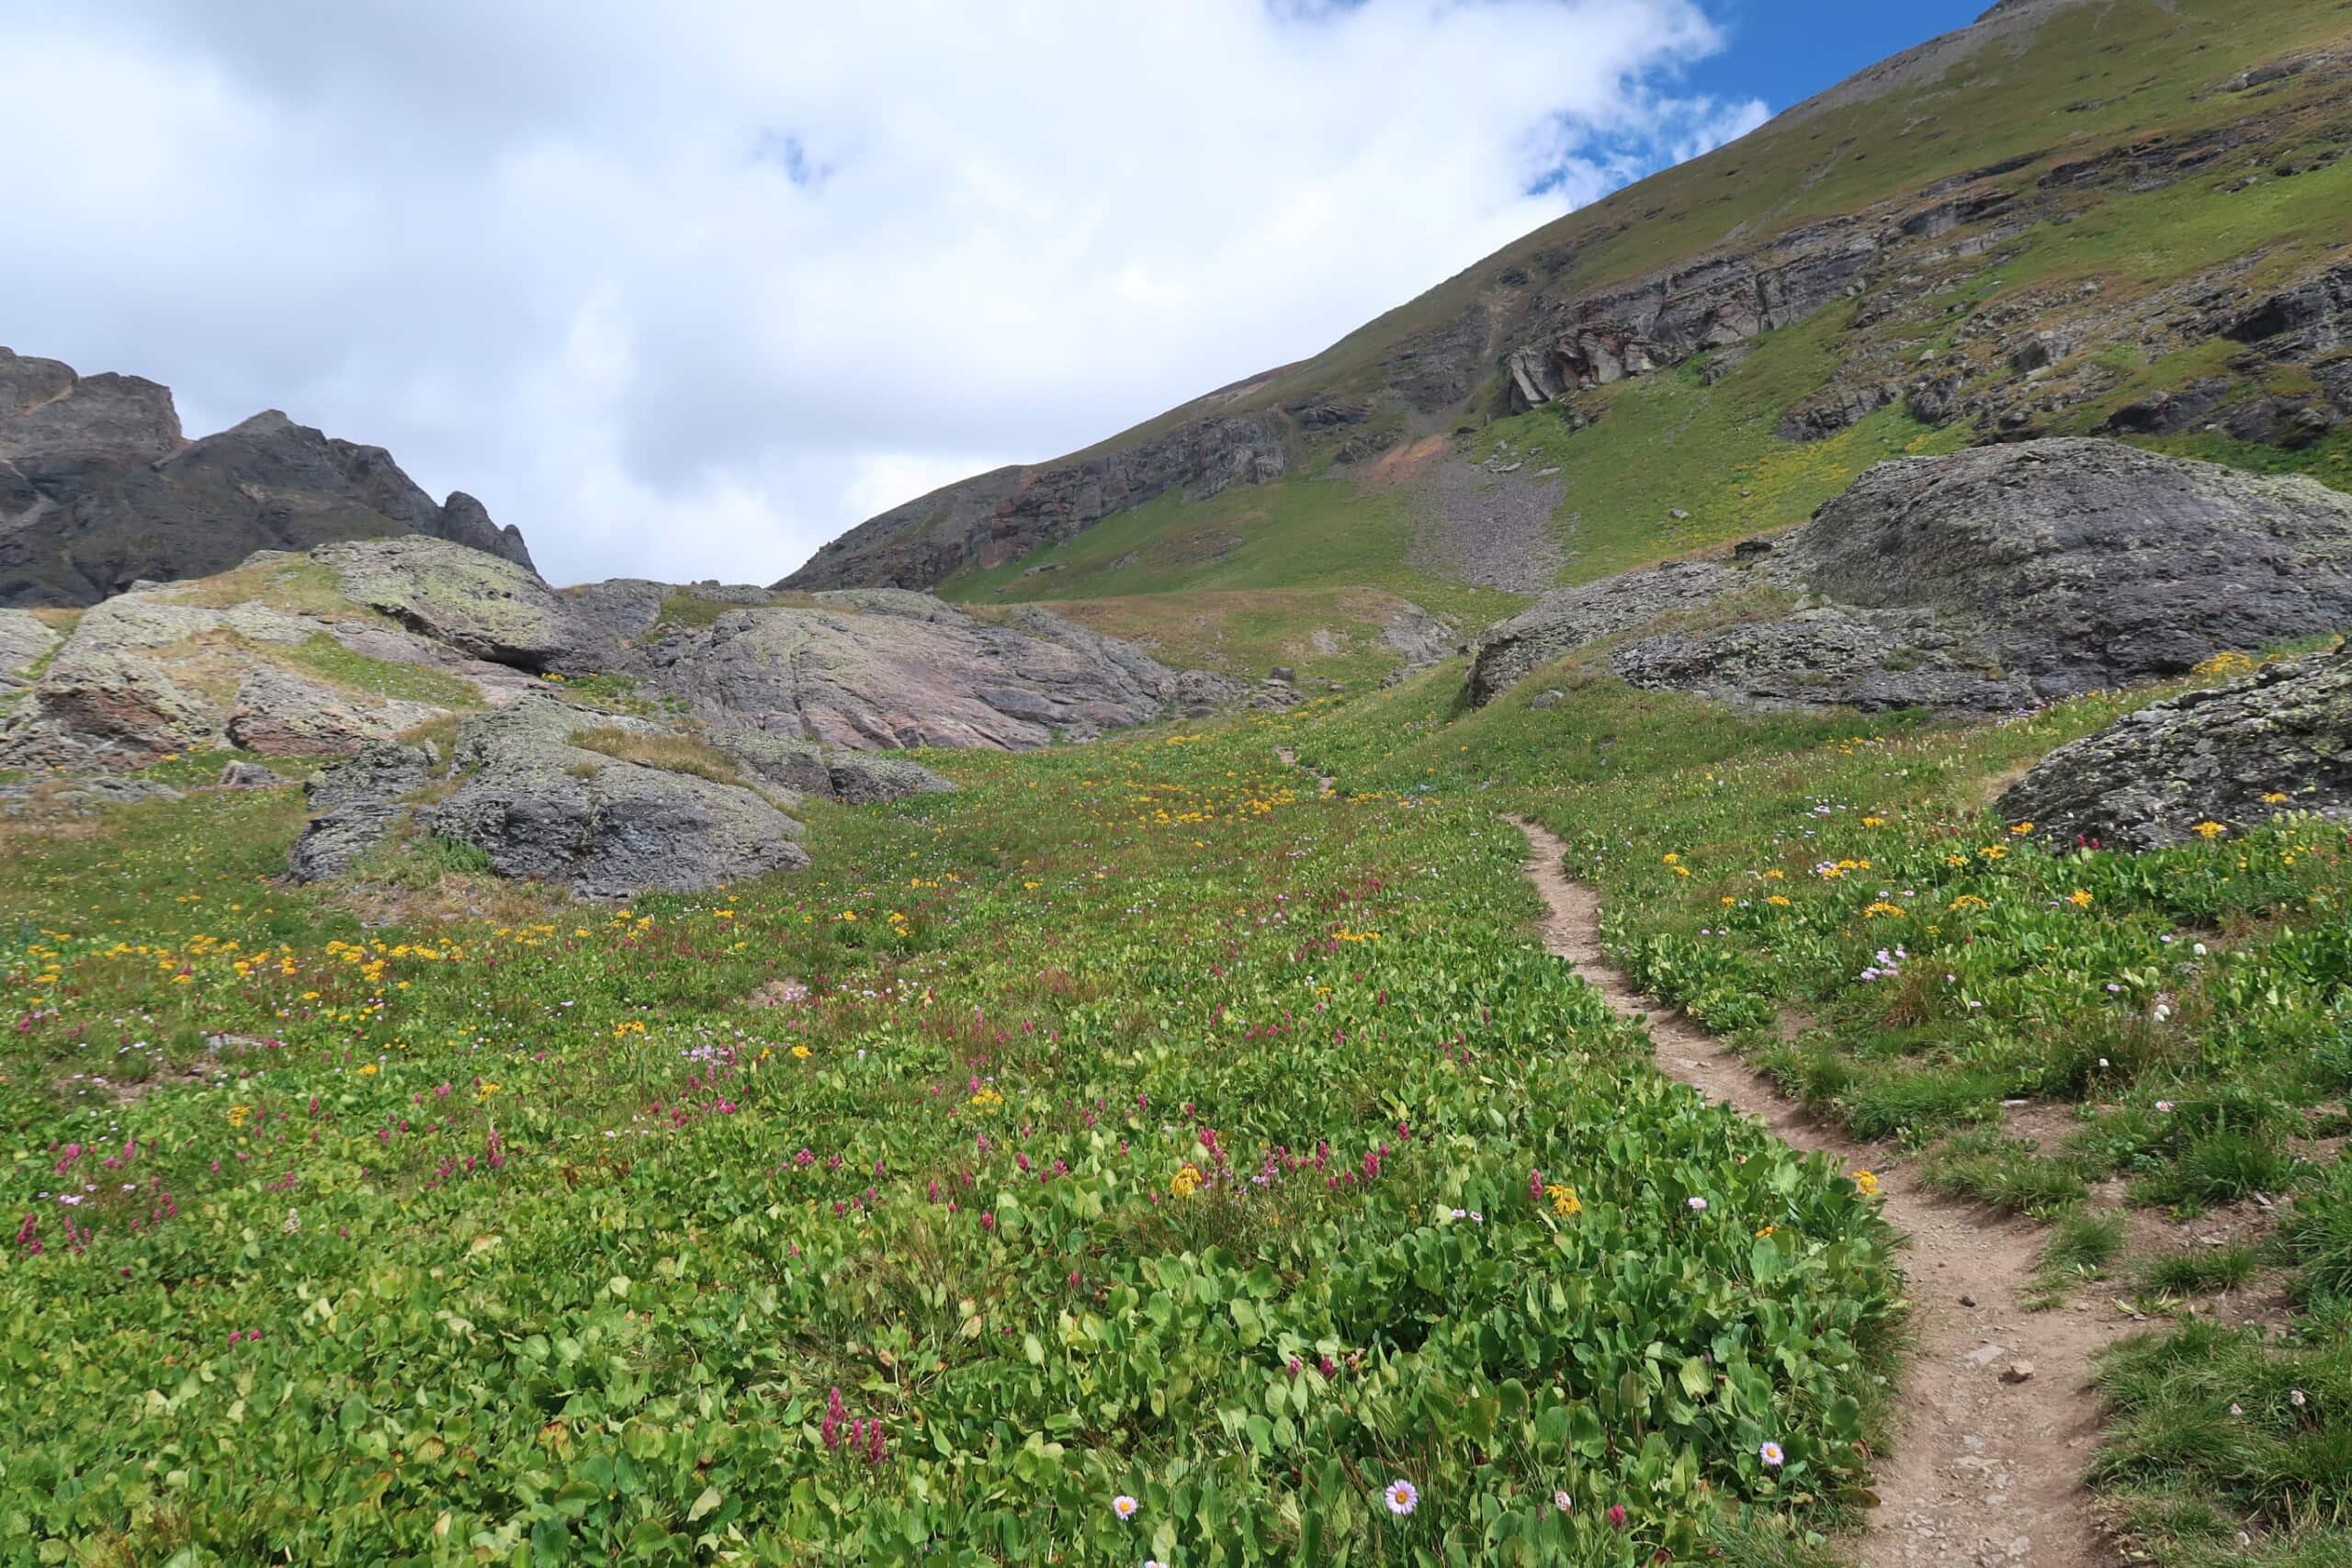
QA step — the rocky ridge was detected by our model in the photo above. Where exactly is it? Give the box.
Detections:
[1467,439,2352,713]
[780,5,2352,596]
[1,347,533,608]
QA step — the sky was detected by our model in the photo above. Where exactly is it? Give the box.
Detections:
[5,0,1986,588]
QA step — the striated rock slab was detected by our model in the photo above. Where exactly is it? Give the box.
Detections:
[226,666,446,757]
[643,595,1175,750]
[1996,646,2352,849]
[0,608,60,684]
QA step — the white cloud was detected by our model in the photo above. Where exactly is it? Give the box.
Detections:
[3,1,1766,586]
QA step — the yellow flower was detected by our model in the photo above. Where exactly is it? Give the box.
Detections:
[1765,895,1792,908]
[2192,820,2226,840]
[1662,853,1681,865]
[2262,792,2290,804]
[1849,1169,1882,1197]
[356,1063,379,1076]
[1861,901,1906,919]
[790,1044,812,1059]
[1170,1164,1204,1198]
[226,1105,252,1129]
[1861,816,1886,828]
[1948,893,1987,910]
[2067,889,2094,908]
[2008,822,2034,836]
[1755,1224,1777,1237]
[1545,1184,1582,1218]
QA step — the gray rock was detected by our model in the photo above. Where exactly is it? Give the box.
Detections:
[0,608,59,682]
[0,351,532,607]
[288,741,439,881]
[1470,439,2352,715]
[226,665,446,756]
[1468,558,1746,703]
[644,596,1175,750]
[0,774,186,818]
[419,696,808,896]
[1996,645,2352,850]
[1781,439,2352,689]
[1530,690,1565,710]
[707,726,831,796]
[217,761,288,789]
[318,536,572,669]
[827,755,956,805]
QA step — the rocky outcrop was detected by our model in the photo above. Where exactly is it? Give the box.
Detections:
[1467,559,1748,704]
[0,609,59,684]
[319,536,572,669]
[1996,645,2352,849]
[1469,440,2352,713]
[225,666,446,756]
[643,592,1177,750]
[288,741,439,881]
[419,697,809,894]
[1780,440,2352,685]
[827,755,957,805]
[0,348,532,608]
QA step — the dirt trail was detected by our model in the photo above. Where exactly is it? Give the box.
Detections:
[1505,816,2128,1568]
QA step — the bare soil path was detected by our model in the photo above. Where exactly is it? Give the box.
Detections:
[1505,816,2130,1568]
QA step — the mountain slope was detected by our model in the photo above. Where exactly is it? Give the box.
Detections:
[0,347,533,607]
[783,0,2352,626]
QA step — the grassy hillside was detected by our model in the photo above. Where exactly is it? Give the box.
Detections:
[819,0,2352,636]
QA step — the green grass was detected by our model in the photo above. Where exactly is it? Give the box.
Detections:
[275,632,485,709]
[0,710,1903,1563]
[988,587,1440,688]
[1922,1127,2089,1218]
[2138,1245,2263,1299]
[938,457,1524,630]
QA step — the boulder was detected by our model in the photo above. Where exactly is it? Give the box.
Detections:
[288,741,439,881]
[1997,646,2352,849]
[0,608,59,682]
[644,595,1174,750]
[217,761,288,789]
[827,755,956,805]
[1471,440,2352,713]
[1468,559,1746,704]
[417,696,808,896]
[317,536,572,669]
[1781,440,2352,689]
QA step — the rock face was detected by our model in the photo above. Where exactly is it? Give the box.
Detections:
[641,592,1178,750]
[1468,440,2352,713]
[1996,646,2352,849]
[0,608,60,685]
[319,536,573,669]
[226,666,446,757]
[0,348,532,607]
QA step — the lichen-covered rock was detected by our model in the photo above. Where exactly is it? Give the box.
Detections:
[1781,439,2352,687]
[1467,560,1747,704]
[1468,440,2352,713]
[1996,646,2352,849]
[317,537,572,669]
[827,755,956,805]
[0,608,59,684]
[418,696,808,896]
[288,741,439,881]
[225,666,447,756]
